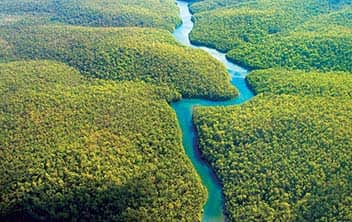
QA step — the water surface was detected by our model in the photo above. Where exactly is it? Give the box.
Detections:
[172,1,254,221]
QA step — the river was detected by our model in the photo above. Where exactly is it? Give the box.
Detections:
[171,1,255,221]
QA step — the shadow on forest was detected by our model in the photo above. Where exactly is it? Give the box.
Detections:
[1,173,157,221]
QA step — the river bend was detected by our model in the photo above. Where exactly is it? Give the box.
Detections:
[171,1,255,221]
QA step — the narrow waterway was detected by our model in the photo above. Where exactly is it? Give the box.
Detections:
[171,1,255,221]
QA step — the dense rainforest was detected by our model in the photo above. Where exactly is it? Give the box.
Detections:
[0,60,206,221]
[247,69,352,97]
[189,0,352,71]
[0,0,180,31]
[1,0,352,221]
[191,5,352,215]
[194,95,352,221]
[0,25,236,100]
[189,0,352,221]
[0,1,215,221]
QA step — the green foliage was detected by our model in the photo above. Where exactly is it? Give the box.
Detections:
[227,27,352,71]
[247,68,352,97]
[0,13,55,27]
[0,25,237,100]
[0,38,12,60]
[297,8,352,31]
[194,94,352,221]
[0,0,55,14]
[190,8,289,52]
[190,0,350,49]
[189,0,352,71]
[190,0,251,13]
[54,0,180,31]
[0,60,206,221]
[190,0,351,14]
[0,0,180,31]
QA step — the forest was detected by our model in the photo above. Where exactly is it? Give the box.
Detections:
[0,1,217,220]
[227,26,352,71]
[189,0,352,14]
[0,60,206,221]
[247,68,352,97]
[0,0,180,31]
[0,25,237,100]
[194,94,352,221]
[1,0,351,221]
[189,0,352,220]
[189,0,352,71]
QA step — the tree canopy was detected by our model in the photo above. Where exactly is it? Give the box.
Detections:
[189,0,352,71]
[0,25,237,100]
[247,68,352,97]
[0,60,206,221]
[0,0,180,31]
[194,94,352,221]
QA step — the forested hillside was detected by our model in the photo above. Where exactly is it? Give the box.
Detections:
[1,0,351,221]
[0,25,237,100]
[0,38,11,60]
[0,0,180,31]
[0,60,206,221]
[227,26,352,71]
[189,0,351,14]
[194,61,352,220]
[194,95,352,221]
[189,0,352,71]
[247,69,352,97]
[189,1,352,215]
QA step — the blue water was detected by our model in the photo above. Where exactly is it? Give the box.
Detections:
[171,1,255,221]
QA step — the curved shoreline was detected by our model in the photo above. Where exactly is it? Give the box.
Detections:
[171,1,254,221]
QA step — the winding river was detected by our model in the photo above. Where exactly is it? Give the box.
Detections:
[171,1,254,221]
